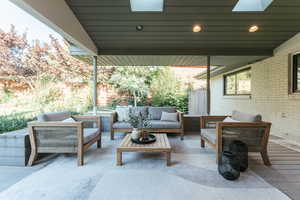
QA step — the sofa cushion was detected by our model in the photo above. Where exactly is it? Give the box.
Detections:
[113,122,133,129]
[232,110,262,122]
[83,128,99,144]
[116,106,130,122]
[37,111,71,122]
[149,120,181,129]
[201,129,216,144]
[130,106,148,119]
[161,112,178,122]
[148,107,176,120]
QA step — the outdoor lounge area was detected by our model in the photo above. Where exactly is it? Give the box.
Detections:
[1,0,300,200]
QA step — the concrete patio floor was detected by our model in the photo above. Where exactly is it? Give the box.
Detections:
[0,133,298,200]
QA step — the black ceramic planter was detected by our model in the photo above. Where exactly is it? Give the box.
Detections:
[229,140,248,172]
[218,151,240,181]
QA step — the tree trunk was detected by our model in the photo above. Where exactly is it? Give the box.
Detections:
[133,91,137,107]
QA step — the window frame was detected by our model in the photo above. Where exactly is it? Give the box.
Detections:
[291,52,300,93]
[223,67,251,96]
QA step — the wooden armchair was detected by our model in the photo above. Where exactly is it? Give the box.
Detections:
[200,115,272,166]
[27,112,101,166]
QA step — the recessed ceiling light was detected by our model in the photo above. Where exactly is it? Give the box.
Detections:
[193,25,202,32]
[130,0,164,12]
[136,25,144,31]
[249,25,259,32]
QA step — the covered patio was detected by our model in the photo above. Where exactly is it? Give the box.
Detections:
[2,0,300,199]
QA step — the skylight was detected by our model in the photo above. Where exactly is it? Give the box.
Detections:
[233,0,273,12]
[130,0,164,12]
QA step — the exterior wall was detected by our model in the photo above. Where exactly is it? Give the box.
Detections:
[211,33,300,142]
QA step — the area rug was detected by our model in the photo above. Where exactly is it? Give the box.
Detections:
[0,135,291,200]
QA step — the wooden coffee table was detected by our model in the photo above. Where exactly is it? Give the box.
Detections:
[117,134,172,166]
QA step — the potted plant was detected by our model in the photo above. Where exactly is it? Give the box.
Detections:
[128,112,151,140]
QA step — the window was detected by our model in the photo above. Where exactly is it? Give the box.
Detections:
[292,53,300,93]
[224,68,251,95]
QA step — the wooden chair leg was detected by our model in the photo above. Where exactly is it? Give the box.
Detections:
[261,151,271,166]
[27,149,37,166]
[201,138,205,148]
[110,130,114,140]
[97,134,102,148]
[180,131,184,140]
[78,146,84,166]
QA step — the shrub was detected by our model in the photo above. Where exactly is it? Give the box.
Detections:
[151,93,188,113]
[150,67,188,112]
[0,112,36,134]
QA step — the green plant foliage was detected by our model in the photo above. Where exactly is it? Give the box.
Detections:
[151,67,188,113]
[152,93,188,113]
[0,112,36,134]
[109,66,160,106]
[128,111,151,129]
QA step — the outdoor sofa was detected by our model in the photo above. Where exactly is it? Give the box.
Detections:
[200,110,272,166]
[27,111,101,166]
[110,106,184,140]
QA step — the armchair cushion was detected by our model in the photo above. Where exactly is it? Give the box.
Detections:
[232,110,262,122]
[149,120,181,129]
[37,111,71,122]
[148,107,176,120]
[201,129,216,144]
[83,128,99,144]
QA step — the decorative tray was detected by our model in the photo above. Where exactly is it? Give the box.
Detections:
[131,134,156,144]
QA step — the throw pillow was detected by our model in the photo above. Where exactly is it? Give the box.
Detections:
[116,106,130,122]
[62,117,76,122]
[161,112,178,122]
[223,117,240,123]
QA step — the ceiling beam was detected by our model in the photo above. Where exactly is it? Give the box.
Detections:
[9,0,98,55]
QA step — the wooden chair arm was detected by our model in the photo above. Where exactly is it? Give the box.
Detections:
[73,115,101,129]
[28,121,83,128]
[110,111,117,123]
[216,122,272,128]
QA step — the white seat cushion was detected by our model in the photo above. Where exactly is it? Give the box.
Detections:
[83,128,99,144]
[201,129,216,144]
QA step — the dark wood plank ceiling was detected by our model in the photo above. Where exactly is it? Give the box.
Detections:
[66,0,300,56]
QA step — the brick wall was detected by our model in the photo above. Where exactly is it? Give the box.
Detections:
[211,33,300,142]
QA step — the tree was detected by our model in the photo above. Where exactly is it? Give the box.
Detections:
[0,25,92,90]
[109,66,160,107]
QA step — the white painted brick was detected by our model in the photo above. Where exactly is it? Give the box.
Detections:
[211,33,300,142]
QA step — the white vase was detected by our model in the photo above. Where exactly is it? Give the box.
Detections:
[131,128,141,140]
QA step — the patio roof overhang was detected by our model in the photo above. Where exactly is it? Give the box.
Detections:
[8,0,300,114]
[9,0,300,67]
